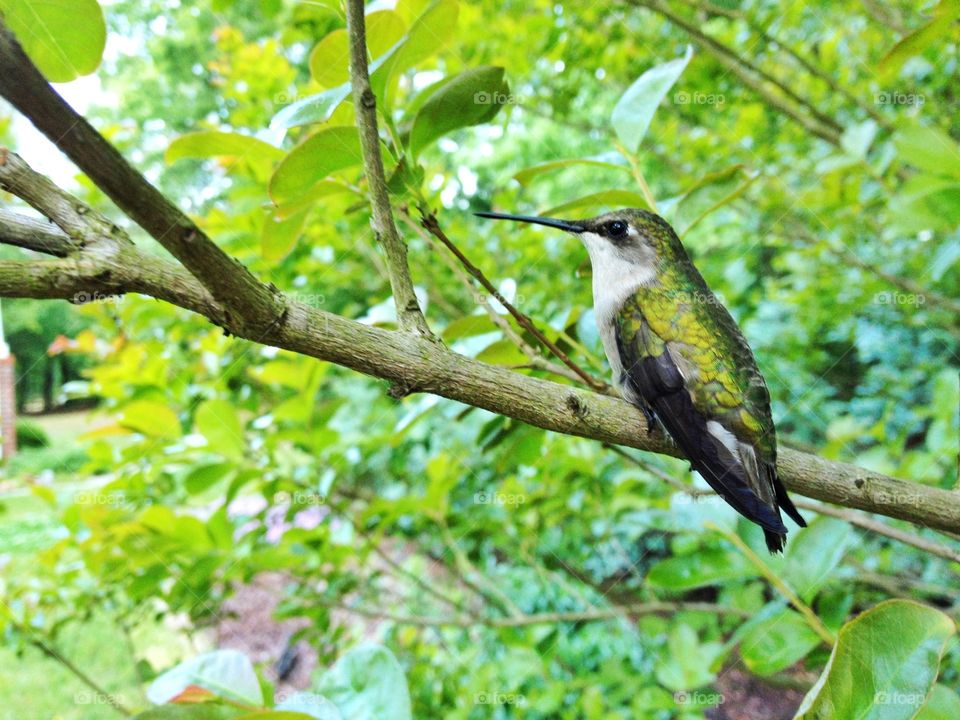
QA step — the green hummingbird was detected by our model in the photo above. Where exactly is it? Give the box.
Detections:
[476,208,805,552]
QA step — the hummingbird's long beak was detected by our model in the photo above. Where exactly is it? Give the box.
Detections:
[474,211,584,233]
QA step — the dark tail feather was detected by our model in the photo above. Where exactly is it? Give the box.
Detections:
[764,529,786,553]
[768,463,806,527]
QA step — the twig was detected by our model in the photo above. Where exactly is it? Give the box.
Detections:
[318,599,750,628]
[346,0,433,337]
[709,523,836,645]
[629,0,842,146]
[0,208,75,256]
[400,211,596,388]
[26,636,133,716]
[419,209,610,393]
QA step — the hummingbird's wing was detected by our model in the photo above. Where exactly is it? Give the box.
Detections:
[614,292,803,551]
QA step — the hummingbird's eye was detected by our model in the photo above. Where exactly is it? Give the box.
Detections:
[606,220,628,238]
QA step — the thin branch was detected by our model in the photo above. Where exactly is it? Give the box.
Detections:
[794,499,960,564]
[419,209,611,393]
[0,22,283,336]
[629,0,842,146]
[318,598,750,628]
[0,208,75,256]
[711,523,836,645]
[680,0,891,129]
[345,0,433,337]
[400,211,593,387]
[25,635,133,716]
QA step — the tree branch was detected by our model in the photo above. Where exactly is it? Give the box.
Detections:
[0,208,75,256]
[0,20,283,336]
[2,154,958,537]
[345,0,433,337]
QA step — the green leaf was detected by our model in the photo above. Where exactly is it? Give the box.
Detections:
[271,84,353,129]
[165,131,284,165]
[654,624,724,691]
[916,685,960,720]
[121,400,181,439]
[646,548,754,591]
[262,206,309,262]
[893,126,960,178]
[269,127,363,206]
[879,1,960,76]
[611,44,693,153]
[315,644,412,720]
[0,0,106,82]
[390,0,457,77]
[309,10,406,88]
[541,189,650,216]
[782,517,852,603]
[408,66,508,158]
[147,649,264,706]
[195,399,245,461]
[513,157,631,186]
[795,600,956,720]
[740,610,822,676]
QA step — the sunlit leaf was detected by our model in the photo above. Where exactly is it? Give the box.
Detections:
[611,44,693,153]
[147,650,263,706]
[408,66,508,158]
[794,600,955,720]
[0,0,105,82]
[269,127,363,205]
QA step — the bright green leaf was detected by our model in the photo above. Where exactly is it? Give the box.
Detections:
[513,157,631,186]
[165,131,284,165]
[147,649,263,706]
[893,126,960,178]
[0,0,105,82]
[262,206,309,262]
[408,66,507,158]
[195,399,245,461]
[795,600,956,720]
[541,189,650,216]
[611,44,693,153]
[271,83,353,129]
[269,127,363,206]
[915,685,960,720]
[740,610,822,676]
[121,400,181,439]
[315,644,412,720]
[647,548,754,591]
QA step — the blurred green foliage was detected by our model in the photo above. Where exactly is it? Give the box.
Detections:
[1,0,959,718]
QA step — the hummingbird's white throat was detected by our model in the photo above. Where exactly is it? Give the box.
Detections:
[580,229,657,399]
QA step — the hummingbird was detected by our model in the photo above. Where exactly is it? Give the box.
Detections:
[476,208,805,552]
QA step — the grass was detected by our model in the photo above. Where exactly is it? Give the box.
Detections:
[0,409,198,718]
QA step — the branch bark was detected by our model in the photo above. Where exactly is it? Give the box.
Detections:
[0,20,283,336]
[345,0,433,337]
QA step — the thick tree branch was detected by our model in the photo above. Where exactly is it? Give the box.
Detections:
[0,20,283,336]
[2,156,958,537]
[345,0,433,337]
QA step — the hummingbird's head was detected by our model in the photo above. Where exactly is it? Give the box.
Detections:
[475,208,680,278]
